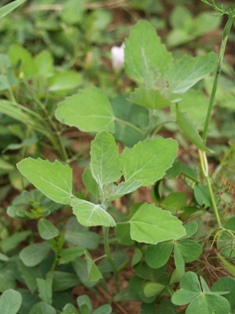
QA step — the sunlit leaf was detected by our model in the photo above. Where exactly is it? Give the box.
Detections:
[17,158,73,204]
[130,203,186,244]
[56,88,115,132]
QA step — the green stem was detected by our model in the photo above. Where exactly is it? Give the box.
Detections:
[199,150,222,228]
[114,117,146,135]
[202,17,234,143]
[102,226,119,292]
[206,175,222,228]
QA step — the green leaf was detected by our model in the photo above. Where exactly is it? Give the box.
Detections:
[145,241,174,269]
[19,241,51,267]
[111,95,148,147]
[174,243,185,275]
[37,273,53,304]
[175,240,202,263]
[0,231,31,253]
[161,192,187,212]
[53,271,80,292]
[8,44,37,79]
[0,269,16,292]
[65,217,99,250]
[172,272,230,314]
[17,158,73,204]
[143,282,165,298]
[212,277,235,312]
[121,137,178,186]
[34,50,54,78]
[166,52,217,94]
[177,109,209,152]
[72,259,96,289]
[38,218,59,240]
[71,198,116,227]
[0,289,22,314]
[90,132,121,188]
[61,0,85,24]
[107,180,142,201]
[18,260,40,293]
[82,168,100,199]
[48,71,82,93]
[130,203,186,244]
[55,88,115,132]
[85,251,103,282]
[158,299,177,314]
[93,304,112,314]
[77,295,92,314]
[174,90,209,129]
[59,247,85,265]
[62,303,78,314]
[186,294,230,314]
[182,221,198,239]
[129,87,171,109]
[125,20,172,85]
[29,302,56,314]
[0,0,26,19]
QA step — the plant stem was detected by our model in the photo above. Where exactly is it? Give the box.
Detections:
[206,175,222,228]
[199,150,222,228]
[114,117,146,135]
[102,226,120,292]
[202,17,234,143]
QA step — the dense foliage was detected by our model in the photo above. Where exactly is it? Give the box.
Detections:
[0,0,234,313]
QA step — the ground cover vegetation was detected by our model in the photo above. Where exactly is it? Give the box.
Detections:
[0,0,235,313]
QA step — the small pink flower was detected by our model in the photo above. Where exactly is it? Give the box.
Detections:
[110,43,125,71]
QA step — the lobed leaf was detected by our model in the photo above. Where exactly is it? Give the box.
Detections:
[121,137,178,186]
[166,52,217,94]
[130,203,186,244]
[125,20,172,85]
[55,87,115,132]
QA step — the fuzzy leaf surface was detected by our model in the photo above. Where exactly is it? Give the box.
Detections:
[90,132,121,187]
[17,158,73,204]
[130,203,186,244]
[0,289,22,314]
[121,137,178,186]
[71,198,116,227]
[129,87,171,109]
[55,88,114,132]
[166,52,217,94]
[125,20,172,85]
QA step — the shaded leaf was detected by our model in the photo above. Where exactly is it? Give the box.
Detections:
[177,109,209,152]
[129,86,171,109]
